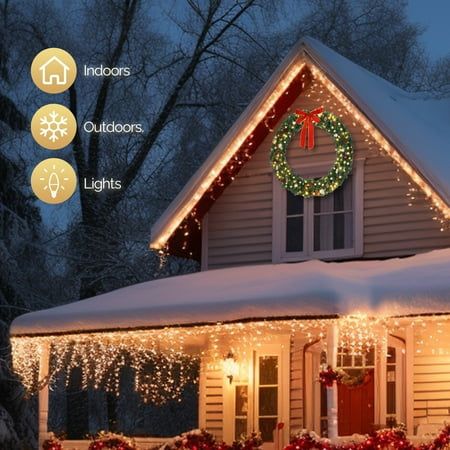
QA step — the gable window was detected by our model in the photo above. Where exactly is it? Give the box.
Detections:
[273,160,363,262]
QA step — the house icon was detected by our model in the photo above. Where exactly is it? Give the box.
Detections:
[39,56,70,86]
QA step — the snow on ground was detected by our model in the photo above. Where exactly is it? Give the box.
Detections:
[10,248,450,335]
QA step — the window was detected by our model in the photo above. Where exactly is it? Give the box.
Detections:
[273,160,363,262]
[257,356,278,442]
[235,385,248,440]
[226,342,289,446]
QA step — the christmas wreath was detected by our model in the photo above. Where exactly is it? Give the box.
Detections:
[270,108,353,197]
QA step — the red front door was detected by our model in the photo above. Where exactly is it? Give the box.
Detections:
[338,370,374,435]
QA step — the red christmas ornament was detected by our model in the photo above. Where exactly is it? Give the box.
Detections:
[295,106,324,150]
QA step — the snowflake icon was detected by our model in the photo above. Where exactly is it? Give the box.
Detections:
[39,110,68,143]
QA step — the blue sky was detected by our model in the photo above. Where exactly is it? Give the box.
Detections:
[407,0,450,60]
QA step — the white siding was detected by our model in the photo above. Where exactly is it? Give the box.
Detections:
[413,327,450,429]
[199,358,224,440]
[206,81,450,270]
[290,339,304,431]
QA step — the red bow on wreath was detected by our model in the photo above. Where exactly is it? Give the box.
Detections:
[295,106,324,150]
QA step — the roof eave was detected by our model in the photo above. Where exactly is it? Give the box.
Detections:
[302,44,450,207]
[149,41,307,250]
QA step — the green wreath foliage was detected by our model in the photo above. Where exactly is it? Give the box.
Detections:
[270,111,354,197]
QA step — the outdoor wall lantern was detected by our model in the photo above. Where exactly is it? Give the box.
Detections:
[223,351,239,384]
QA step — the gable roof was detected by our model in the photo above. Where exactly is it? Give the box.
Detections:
[10,248,450,336]
[150,36,450,255]
[304,37,450,205]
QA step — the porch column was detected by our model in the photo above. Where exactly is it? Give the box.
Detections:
[327,323,339,440]
[405,325,414,435]
[38,341,50,448]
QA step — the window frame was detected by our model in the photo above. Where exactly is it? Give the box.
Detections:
[272,158,365,263]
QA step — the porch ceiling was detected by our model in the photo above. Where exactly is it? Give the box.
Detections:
[10,248,450,337]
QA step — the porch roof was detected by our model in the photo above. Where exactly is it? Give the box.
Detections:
[10,248,450,337]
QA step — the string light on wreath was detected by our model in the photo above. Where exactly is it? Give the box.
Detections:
[270,109,354,197]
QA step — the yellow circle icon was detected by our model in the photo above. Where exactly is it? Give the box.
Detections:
[31,158,77,204]
[31,104,77,150]
[31,48,77,93]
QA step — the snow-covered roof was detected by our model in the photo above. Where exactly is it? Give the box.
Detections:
[150,36,450,250]
[303,37,450,205]
[11,248,450,336]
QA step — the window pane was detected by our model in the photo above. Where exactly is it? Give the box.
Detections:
[314,212,353,251]
[259,418,277,442]
[354,355,363,367]
[366,348,375,366]
[387,347,396,363]
[314,213,332,251]
[387,381,396,414]
[286,217,303,252]
[333,212,353,249]
[259,356,278,385]
[342,353,352,367]
[235,418,247,440]
[235,385,248,416]
[259,387,277,415]
[314,193,334,214]
[334,176,353,212]
[287,191,303,215]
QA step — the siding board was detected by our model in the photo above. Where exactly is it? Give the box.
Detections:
[206,80,450,269]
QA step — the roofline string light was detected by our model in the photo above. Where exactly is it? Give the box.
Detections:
[11,314,450,403]
[152,59,449,254]
[309,65,450,222]
[151,62,308,251]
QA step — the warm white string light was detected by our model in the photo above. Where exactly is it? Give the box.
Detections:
[12,314,450,403]
[151,59,449,253]
[309,65,450,222]
[151,61,307,250]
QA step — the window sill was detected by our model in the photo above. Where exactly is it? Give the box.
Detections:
[278,248,362,263]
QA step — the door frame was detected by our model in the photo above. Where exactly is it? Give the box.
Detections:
[223,336,290,448]
[304,334,406,436]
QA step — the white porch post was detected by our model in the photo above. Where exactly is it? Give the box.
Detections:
[405,325,414,435]
[38,341,50,448]
[376,329,388,426]
[327,323,339,440]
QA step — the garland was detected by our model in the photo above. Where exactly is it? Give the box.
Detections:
[270,109,353,198]
[319,366,371,388]
[286,425,450,450]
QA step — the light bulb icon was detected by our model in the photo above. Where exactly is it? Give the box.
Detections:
[48,171,61,198]
[31,158,77,204]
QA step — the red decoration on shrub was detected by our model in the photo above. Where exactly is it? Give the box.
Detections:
[88,431,137,450]
[42,434,63,450]
[163,429,262,450]
[232,431,263,450]
[285,425,450,450]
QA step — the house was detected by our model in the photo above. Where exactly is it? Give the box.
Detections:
[10,37,450,450]
[39,56,70,85]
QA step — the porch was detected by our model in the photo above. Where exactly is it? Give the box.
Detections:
[9,249,450,448]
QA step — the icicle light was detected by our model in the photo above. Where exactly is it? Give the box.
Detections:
[12,314,450,403]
